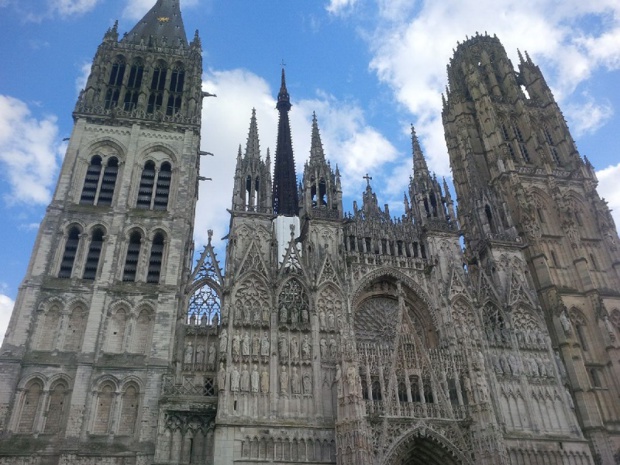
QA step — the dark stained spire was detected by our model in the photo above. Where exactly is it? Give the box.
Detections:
[272,68,299,216]
[122,0,188,48]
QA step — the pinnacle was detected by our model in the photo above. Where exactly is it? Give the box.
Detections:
[245,108,261,159]
[309,112,325,162]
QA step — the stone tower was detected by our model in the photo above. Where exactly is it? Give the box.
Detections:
[443,33,620,464]
[0,1,204,464]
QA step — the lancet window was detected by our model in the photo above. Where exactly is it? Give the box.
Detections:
[80,155,119,206]
[166,63,185,116]
[17,379,43,433]
[137,160,172,210]
[187,282,221,326]
[118,384,139,435]
[58,226,81,278]
[93,383,115,434]
[147,231,165,284]
[278,279,309,326]
[147,61,167,114]
[44,381,68,434]
[123,231,142,281]
[123,58,144,111]
[83,227,104,280]
[104,56,126,109]
[62,305,87,352]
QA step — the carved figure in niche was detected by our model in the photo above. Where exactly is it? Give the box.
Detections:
[260,333,270,356]
[302,307,309,324]
[470,324,480,343]
[536,357,546,377]
[329,336,337,358]
[291,367,301,394]
[603,316,616,342]
[242,332,250,356]
[319,311,326,329]
[508,354,520,375]
[196,345,205,365]
[232,333,240,356]
[303,372,312,395]
[555,352,567,380]
[291,305,299,324]
[527,357,538,377]
[212,312,219,327]
[565,387,575,409]
[327,311,335,329]
[559,309,573,336]
[463,375,472,400]
[260,368,269,393]
[231,365,240,392]
[220,329,228,354]
[475,350,485,371]
[218,362,227,391]
[279,335,289,359]
[500,355,509,374]
[251,365,259,393]
[208,343,216,369]
[290,336,299,360]
[262,306,269,324]
[252,335,260,355]
[301,336,311,360]
[253,306,261,324]
[493,355,503,374]
[280,366,289,395]
[320,338,327,357]
[240,364,250,392]
[184,343,194,364]
[200,314,208,326]
[476,373,489,402]
[279,305,288,324]
[335,365,343,397]
[536,330,546,348]
[346,366,357,396]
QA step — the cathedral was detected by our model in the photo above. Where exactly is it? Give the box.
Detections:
[2,1,620,464]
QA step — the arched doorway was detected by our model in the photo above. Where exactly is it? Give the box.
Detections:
[383,430,466,465]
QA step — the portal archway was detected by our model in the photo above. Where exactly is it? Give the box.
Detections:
[383,428,468,465]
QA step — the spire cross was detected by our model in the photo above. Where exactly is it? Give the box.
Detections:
[281,59,287,68]
[363,174,373,187]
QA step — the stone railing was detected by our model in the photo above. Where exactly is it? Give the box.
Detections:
[161,374,216,397]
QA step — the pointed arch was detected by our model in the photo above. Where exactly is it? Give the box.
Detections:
[118,382,140,436]
[132,306,154,354]
[58,224,82,278]
[37,303,62,351]
[92,381,116,435]
[43,379,69,434]
[62,303,87,352]
[277,277,310,326]
[106,304,129,353]
[17,378,44,433]
[232,272,271,326]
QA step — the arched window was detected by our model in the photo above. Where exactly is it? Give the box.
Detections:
[137,161,156,209]
[123,59,144,111]
[123,231,142,282]
[154,162,171,210]
[485,204,497,234]
[106,308,128,353]
[118,384,139,435]
[63,306,87,352]
[571,311,589,352]
[18,379,43,433]
[371,379,382,401]
[93,383,115,434]
[410,376,421,402]
[166,64,185,116]
[147,61,167,114]
[104,57,126,110]
[59,226,81,278]
[83,228,104,280]
[147,232,165,284]
[44,381,68,434]
[38,304,61,351]
[80,156,118,206]
[132,308,153,354]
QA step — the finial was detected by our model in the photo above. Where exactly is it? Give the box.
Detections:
[363,173,373,187]
[289,223,296,238]
[517,49,524,64]
[208,229,213,243]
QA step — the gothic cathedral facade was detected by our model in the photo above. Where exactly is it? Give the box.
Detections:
[1,1,619,465]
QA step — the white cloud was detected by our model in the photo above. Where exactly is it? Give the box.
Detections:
[564,95,614,137]
[195,68,397,249]
[0,96,62,205]
[0,294,14,346]
[364,0,620,177]
[326,0,359,16]
[76,61,92,96]
[49,0,99,16]
[596,163,620,229]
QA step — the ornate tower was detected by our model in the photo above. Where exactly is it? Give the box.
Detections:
[443,33,619,464]
[0,1,204,464]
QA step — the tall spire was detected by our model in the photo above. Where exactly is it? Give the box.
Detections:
[411,125,430,184]
[309,112,325,162]
[245,108,261,159]
[122,0,188,47]
[272,68,299,216]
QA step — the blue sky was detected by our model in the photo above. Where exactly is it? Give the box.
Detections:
[1,0,619,340]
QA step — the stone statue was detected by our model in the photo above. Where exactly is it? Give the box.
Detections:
[242,332,250,356]
[290,337,299,360]
[279,305,288,323]
[251,365,259,393]
[320,338,327,357]
[218,362,226,391]
[335,365,343,397]
[260,333,270,356]
[555,351,567,380]
[475,350,485,371]
[232,333,240,356]
[253,335,260,355]
[208,343,216,369]
[253,306,261,324]
[291,367,301,394]
[279,335,289,359]
[280,366,289,395]
[219,329,228,353]
[303,372,312,395]
[261,306,269,323]
[240,364,250,392]
[508,354,519,375]
[559,309,573,336]
[603,315,616,342]
[196,345,205,365]
[301,336,311,360]
[476,373,489,402]
[319,311,326,329]
[327,311,335,329]
[184,343,193,364]
[291,305,299,324]
[329,336,337,358]
[212,312,219,327]
[565,387,575,409]
[346,366,357,396]
[260,368,269,393]
[302,308,309,324]
[231,365,240,392]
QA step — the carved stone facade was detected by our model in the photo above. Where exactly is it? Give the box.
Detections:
[1,4,619,465]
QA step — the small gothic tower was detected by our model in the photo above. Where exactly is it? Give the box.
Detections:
[0,1,205,463]
[444,33,620,464]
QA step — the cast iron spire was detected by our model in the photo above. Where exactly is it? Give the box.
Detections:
[272,68,299,216]
[122,0,188,47]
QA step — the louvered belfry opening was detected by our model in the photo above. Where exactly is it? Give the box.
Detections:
[154,162,171,210]
[58,226,81,278]
[97,158,118,206]
[80,156,102,204]
[137,161,156,208]
[83,228,104,280]
[123,231,142,282]
[147,232,165,283]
